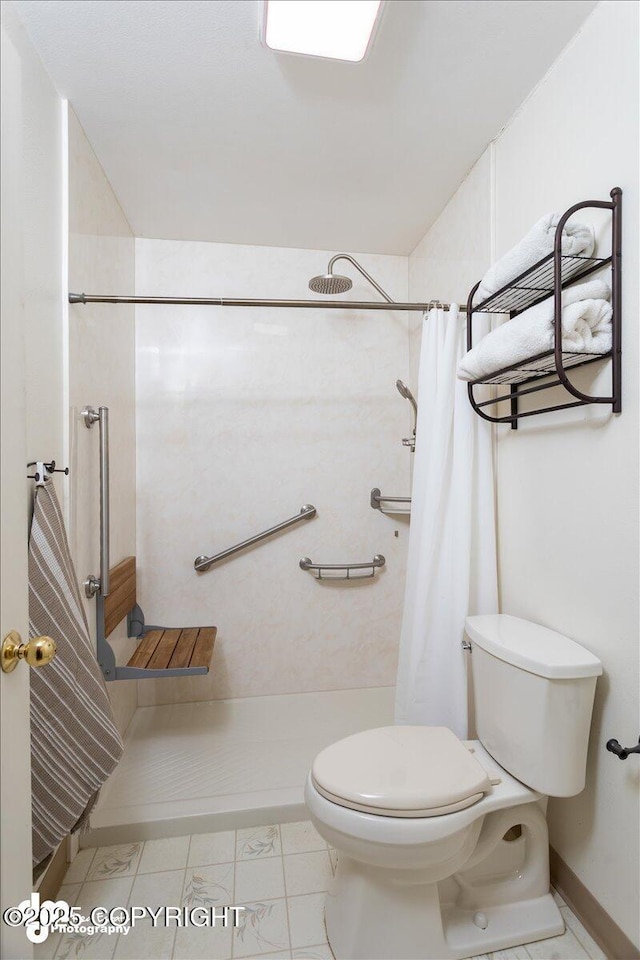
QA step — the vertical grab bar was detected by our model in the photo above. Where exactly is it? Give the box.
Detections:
[98,407,110,597]
[81,405,110,598]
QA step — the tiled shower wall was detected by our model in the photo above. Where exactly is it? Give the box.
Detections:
[67,108,137,736]
[135,239,412,705]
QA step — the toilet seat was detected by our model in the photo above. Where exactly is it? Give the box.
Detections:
[311,726,492,818]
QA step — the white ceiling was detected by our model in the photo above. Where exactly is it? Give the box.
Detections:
[14,0,597,255]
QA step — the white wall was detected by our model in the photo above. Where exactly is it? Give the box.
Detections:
[1,3,65,493]
[408,0,639,945]
[1,5,63,948]
[135,239,412,705]
[68,108,137,736]
[494,1,639,943]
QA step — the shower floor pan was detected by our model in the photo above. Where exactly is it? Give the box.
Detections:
[84,686,394,847]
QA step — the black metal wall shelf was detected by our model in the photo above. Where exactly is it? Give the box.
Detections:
[466,188,621,429]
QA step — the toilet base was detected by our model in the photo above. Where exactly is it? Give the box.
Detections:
[441,895,564,959]
[325,855,564,960]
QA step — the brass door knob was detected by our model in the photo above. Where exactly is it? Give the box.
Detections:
[1,631,57,673]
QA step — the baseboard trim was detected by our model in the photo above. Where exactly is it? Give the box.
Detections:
[34,840,68,902]
[550,847,640,960]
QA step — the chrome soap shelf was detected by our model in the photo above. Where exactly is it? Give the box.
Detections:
[466,188,622,429]
[300,555,385,580]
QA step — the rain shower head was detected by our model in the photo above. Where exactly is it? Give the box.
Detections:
[308,272,353,296]
[308,254,394,303]
[396,379,417,415]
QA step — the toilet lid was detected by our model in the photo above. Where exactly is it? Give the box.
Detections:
[311,726,492,818]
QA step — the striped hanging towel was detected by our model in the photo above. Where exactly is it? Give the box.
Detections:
[28,481,123,868]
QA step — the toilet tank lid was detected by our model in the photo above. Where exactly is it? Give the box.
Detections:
[465,615,603,679]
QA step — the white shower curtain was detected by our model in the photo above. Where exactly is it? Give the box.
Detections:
[395,305,498,739]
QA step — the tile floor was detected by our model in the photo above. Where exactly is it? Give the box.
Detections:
[37,822,607,960]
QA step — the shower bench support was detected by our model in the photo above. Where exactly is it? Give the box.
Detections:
[95,557,216,681]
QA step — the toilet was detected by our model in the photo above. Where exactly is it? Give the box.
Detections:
[304,614,603,960]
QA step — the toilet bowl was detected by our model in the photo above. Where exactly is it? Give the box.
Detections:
[305,615,603,960]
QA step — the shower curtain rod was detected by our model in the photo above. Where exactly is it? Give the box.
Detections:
[68,293,466,312]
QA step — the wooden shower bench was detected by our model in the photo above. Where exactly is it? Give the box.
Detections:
[96,556,217,681]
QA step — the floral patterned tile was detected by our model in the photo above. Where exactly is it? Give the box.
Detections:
[524,928,590,959]
[137,835,190,874]
[77,877,135,915]
[62,848,97,885]
[86,843,143,881]
[236,858,285,903]
[241,953,291,960]
[57,876,134,958]
[55,927,118,960]
[241,954,291,960]
[287,893,326,950]
[187,830,235,868]
[35,929,61,960]
[182,862,234,910]
[236,825,282,861]
[292,943,333,959]
[280,822,327,856]
[129,869,186,914]
[283,853,332,897]
[113,920,176,959]
[172,920,233,959]
[559,907,607,960]
[233,899,290,959]
[57,883,83,905]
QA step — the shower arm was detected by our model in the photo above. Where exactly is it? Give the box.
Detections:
[328,255,395,304]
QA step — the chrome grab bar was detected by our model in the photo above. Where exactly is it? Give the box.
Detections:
[195,504,317,573]
[299,555,385,581]
[370,488,411,511]
[81,405,110,598]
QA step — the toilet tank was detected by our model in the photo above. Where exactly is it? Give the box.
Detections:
[465,615,602,797]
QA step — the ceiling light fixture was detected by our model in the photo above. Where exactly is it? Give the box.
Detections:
[262,0,384,63]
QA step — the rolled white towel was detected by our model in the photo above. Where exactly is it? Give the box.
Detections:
[476,214,595,304]
[458,278,612,382]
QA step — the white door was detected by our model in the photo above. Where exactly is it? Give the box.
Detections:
[1,23,35,960]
